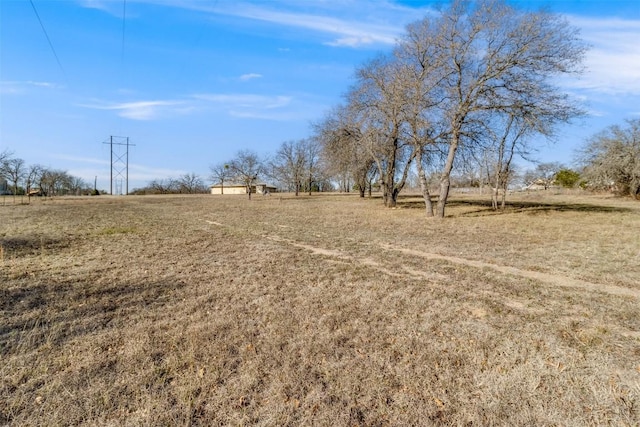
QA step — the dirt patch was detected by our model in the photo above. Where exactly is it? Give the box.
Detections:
[379,243,640,299]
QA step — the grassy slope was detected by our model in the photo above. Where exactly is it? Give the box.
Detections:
[1,192,639,426]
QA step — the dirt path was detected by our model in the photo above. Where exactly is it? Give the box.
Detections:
[267,232,639,299]
[203,219,639,299]
[379,243,640,299]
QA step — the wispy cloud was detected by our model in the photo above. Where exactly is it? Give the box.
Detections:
[78,100,187,120]
[223,5,400,47]
[239,73,263,81]
[0,80,60,95]
[77,92,302,121]
[133,0,417,48]
[567,16,640,96]
[193,93,292,109]
[76,0,126,17]
[53,154,110,165]
[192,92,324,121]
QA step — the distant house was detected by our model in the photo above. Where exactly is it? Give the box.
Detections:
[210,182,277,195]
[0,178,9,195]
[523,179,555,191]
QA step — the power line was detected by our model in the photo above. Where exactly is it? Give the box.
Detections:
[29,0,66,80]
[121,0,127,65]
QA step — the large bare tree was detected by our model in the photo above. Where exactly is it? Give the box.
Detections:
[350,54,416,207]
[395,0,585,217]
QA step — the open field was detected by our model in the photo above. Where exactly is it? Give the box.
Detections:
[1,192,639,426]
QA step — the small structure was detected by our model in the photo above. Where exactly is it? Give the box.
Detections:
[523,179,554,191]
[210,183,277,195]
[0,178,9,195]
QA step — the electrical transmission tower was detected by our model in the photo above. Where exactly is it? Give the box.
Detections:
[103,136,135,195]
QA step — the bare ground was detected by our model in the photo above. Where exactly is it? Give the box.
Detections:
[1,192,639,425]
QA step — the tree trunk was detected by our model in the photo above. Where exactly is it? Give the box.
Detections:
[436,135,459,218]
[387,188,399,207]
[492,186,499,210]
[416,147,434,217]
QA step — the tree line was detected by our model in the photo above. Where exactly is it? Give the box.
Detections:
[6,1,639,205]
[0,150,96,200]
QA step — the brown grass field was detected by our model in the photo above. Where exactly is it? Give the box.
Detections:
[1,191,639,426]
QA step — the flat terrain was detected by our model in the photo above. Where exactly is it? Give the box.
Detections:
[1,192,639,425]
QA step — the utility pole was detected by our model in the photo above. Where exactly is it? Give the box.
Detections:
[103,136,135,195]
[110,136,113,194]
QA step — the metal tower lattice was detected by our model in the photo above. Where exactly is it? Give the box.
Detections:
[103,136,135,195]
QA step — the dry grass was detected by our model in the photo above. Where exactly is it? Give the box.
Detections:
[1,192,639,426]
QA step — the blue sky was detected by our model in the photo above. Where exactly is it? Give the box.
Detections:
[1,0,639,191]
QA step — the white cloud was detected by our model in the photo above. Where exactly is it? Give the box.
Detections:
[137,0,414,48]
[567,16,640,95]
[0,80,60,94]
[76,0,124,16]
[78,100,186,120]
[53,154,110,165]
[192,93,292,109]
[222,6,399,47]
[191,92,325,121]
[239,73,263,81]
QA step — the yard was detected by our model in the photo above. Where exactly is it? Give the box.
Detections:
[1,192,639,425]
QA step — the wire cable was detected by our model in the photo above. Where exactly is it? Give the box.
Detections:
[121,0,127,65]
[29,0,66,80]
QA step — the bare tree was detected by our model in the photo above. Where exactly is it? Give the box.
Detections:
[38,169,71,197]
[396,0,585,217]
[314,104,376,197]
[0,149,11,166]
[209,162,230,194]
[578,118,640,198]
[228,150,264,200]
[269,140,306,195]
[1,157,26,200]
[301,138,323,195]
[480,113,534,209]
[67,175,88,196]
[25,164,43,200]
[535,162,564,190]
[148,178,178,194]
[350,54,416,207]
[177,173,206,194]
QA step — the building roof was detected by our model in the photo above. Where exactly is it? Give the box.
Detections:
[210,182,276,188]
